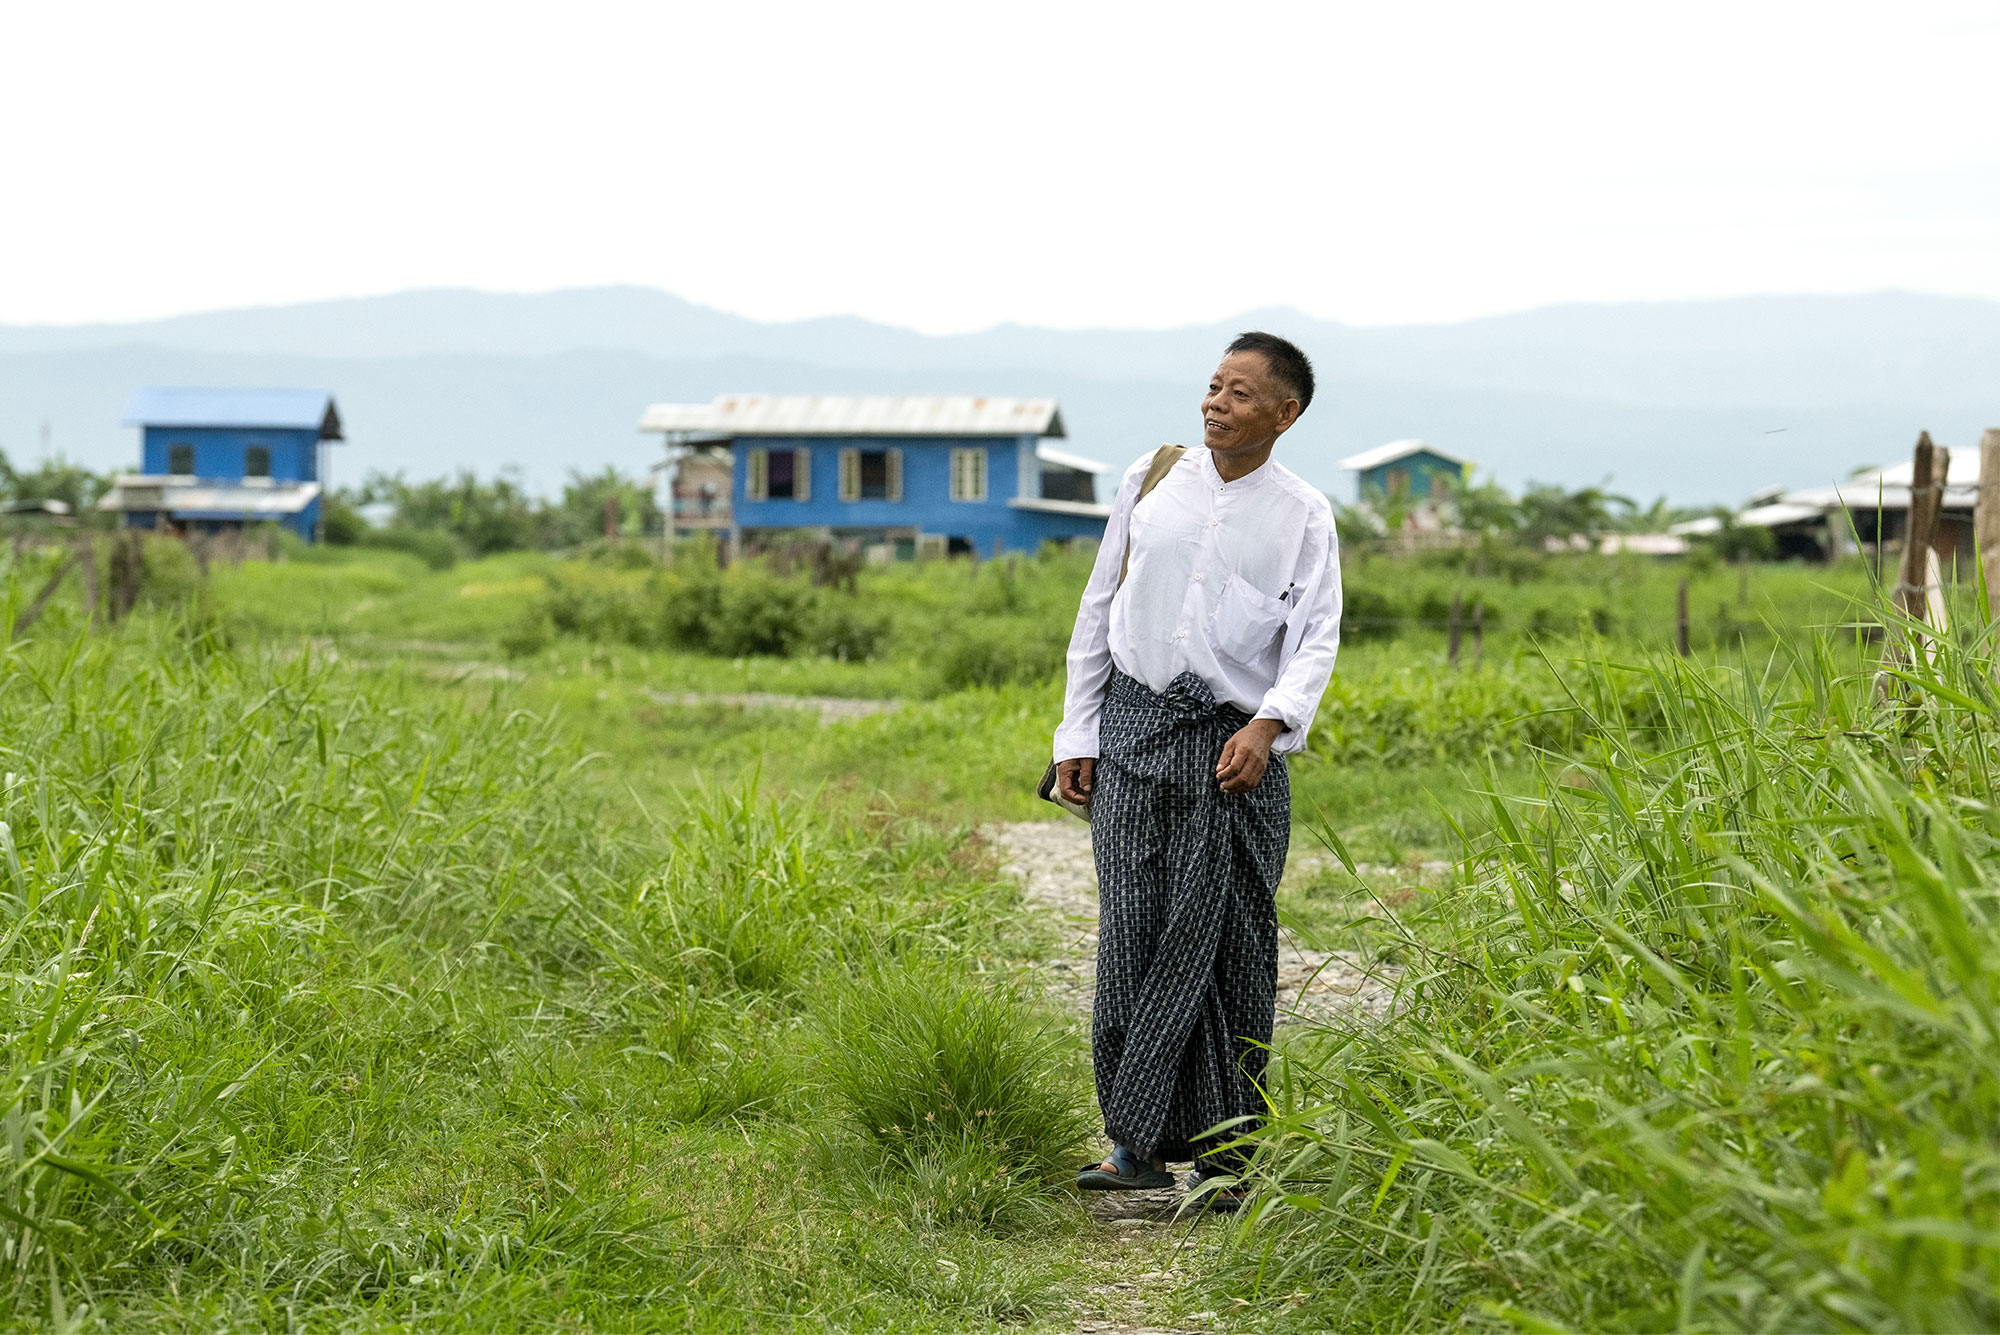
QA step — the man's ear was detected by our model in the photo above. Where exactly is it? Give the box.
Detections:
[1273,399,1302,437]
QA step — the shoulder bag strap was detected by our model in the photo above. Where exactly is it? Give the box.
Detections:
[1118,444,1187,587]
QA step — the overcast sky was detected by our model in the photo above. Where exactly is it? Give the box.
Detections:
[2,0,1996,334]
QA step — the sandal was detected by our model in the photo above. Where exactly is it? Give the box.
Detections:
[1184,1167,1252,1214]
[1076,1145,1175,1191]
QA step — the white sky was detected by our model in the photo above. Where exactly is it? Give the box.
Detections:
[2,0,1997,333]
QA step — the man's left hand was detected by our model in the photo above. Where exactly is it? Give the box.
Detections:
[1216,719,1285,794]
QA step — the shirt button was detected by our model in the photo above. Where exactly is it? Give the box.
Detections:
[1192,572,1205,583]
[1208,518,1220,528]
[1174,628,1188,639]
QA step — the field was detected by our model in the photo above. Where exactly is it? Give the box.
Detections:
[9,536,1996,1331]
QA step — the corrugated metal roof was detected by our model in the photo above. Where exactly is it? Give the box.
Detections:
[639,395,1065,439]
[1336,439,1470,471]
[97,479,320,516]
[1034,443,1112,475]
[124,388,343,439]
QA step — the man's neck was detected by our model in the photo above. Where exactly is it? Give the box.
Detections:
[1207,440,1276,483]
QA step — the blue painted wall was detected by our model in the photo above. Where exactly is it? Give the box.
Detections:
[731,435,1104,553]
[1356,450,1466,502]
[139,424,322,538]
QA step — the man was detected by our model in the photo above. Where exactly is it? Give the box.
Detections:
[1054,331,1342,1205]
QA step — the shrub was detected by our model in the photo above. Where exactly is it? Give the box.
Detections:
[821,960,1089,1186]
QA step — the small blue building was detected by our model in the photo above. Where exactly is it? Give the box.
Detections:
[97,388,342,541]
[1338,439,1471,504]
[639,395,1112,556]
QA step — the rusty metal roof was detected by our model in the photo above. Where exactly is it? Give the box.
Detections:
[639,395,1065,439]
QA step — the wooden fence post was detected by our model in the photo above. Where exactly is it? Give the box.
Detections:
[1472,603,1484,670]
[1676,578,1690,657]
[76,532,99,623]
[1893,432,1947,627]
[1447,589,1463,667]
[1977,427,2000,625]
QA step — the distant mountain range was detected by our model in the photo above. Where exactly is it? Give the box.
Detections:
[1,287,1994,504]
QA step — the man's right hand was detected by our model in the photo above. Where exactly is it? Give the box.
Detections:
[1056,757,1095,807]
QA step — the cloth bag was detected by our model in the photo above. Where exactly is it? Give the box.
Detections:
[1038,443,1187,822]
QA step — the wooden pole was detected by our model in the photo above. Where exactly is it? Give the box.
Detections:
[1447,589,1463,667]
[1676,578,1690,657]
[1977,428,2000,625]
[1893,433,1946,626]
[76,532,98,624]
[1472,602,1484,670]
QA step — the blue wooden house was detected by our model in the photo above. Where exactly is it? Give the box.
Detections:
[1338,439,1471,503]
[97,388,342,541]
[639,395,1112,556]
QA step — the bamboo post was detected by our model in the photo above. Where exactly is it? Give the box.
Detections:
[1676,578,1690,657]
[1447,589,1463,667]
[1977,428,2000,625]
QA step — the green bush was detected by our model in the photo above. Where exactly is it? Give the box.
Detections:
[360,525,458,570]
[821,959,1089,1192]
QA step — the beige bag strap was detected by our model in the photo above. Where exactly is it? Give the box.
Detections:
[1118,444,1187,586]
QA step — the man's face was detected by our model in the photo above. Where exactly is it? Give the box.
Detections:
[1202,352,1300,459]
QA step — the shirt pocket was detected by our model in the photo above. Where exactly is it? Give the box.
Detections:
[1209,573,1288,665]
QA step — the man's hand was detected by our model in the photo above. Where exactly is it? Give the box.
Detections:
[1056,757,1096,807]
[1216,719,1284,794]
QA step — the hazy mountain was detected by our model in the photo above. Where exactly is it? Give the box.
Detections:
[0,287,1993,504]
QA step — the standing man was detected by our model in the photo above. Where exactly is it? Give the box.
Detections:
[1056,331,1342,1204]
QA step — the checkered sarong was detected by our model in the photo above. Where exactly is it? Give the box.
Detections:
[1091,669,1288,1169]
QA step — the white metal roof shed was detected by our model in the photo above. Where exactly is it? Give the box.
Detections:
[1336,438,1470,472]
[639,394,1066,439]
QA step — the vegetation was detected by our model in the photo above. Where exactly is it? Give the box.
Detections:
[8,525,1991,1330]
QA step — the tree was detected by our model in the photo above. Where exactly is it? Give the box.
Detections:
[552,468,664,547]
[0,449,112,513]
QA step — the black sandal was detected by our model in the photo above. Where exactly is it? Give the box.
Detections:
[1076,1145,1174,1191]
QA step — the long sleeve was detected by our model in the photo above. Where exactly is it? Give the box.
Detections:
[1052,461,1146,762]
[1253,513,1342,755]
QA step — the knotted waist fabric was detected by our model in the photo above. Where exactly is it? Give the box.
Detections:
[1090,669,1288,1169]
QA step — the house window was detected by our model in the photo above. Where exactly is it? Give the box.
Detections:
[168,443,195,475]
[839,449,899,502]
[949,447,988,503]
[748,446,814,503]
[245,445,271,478]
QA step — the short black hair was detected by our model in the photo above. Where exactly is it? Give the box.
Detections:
[1225,330,1315,413]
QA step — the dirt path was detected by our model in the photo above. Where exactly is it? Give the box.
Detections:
[987,819,1401,1334]
[990,820,1398,1026]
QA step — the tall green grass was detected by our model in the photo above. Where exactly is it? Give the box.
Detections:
[1230,624,2000,1331]
[0,620,1081,1330]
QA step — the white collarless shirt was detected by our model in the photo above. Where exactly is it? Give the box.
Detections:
[1053,447,1343,762]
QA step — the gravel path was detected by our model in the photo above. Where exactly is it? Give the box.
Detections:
[988,820,1399,1026]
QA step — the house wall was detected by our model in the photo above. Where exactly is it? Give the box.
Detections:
[1358,451,1465,501]
[142,426,320,482]
[731,434,1103,553]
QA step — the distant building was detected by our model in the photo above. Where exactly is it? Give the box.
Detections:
[97,388,341,541]
[1682,454,1979,564]
[638,395,1111,556]
[1337,440,1472,503]
[662,447,734,537]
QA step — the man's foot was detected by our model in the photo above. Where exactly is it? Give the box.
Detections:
[1185,1167,1253,1213]
[1077,1145,1175,1191]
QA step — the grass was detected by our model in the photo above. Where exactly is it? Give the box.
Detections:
[1227,624,2000,1332]
[0,617,1099,1330]
[15,531,1985,1330]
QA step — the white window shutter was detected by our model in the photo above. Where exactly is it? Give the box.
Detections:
[747,448,768,502]
[970,447,987,501]
[793,448,812,503]
[886,448,903,503]
[839,448,860,502]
